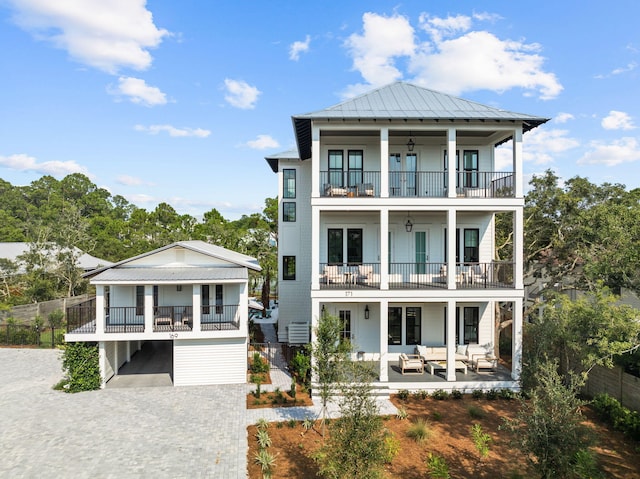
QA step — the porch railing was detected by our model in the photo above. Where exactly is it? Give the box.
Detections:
[451,171,514,198]
[66,298,96,333]
[153,305,193,332]
[201,304,239,331]
[320,171,380,197]
[319,263,380,289]
[107,306,144,333]
[388,262,447,289]
[456,262,515,289]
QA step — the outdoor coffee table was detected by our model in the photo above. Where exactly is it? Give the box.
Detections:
[426,360,468,375]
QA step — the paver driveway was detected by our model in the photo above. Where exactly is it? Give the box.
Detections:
[0,348,247,478]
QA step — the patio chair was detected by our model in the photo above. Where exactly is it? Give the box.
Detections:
[357,264,373,284]
[399,353,424,374]
[322,264,342,284]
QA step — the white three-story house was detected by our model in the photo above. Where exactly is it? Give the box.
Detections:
[267,82,548,391]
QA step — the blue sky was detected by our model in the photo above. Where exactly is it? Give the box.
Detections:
[1,1,639,219]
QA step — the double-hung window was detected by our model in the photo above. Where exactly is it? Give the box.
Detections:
[347,150,363,187]
[462,150,479,188]
[328,150,344,187]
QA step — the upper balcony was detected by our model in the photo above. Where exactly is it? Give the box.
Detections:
[318,261,514,291]
[319,171,514,199]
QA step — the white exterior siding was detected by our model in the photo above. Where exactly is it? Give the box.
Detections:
[277,159,312,341]
[173,338,247,386]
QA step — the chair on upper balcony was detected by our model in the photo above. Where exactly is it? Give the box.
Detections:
[322,264,342,284]
[356,183,375,197]
[324,184,348,197]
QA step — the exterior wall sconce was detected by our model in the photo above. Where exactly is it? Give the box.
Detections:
[407,131,415,152]
[364,305,370,319]
[321,304,326,315]
[176,285,182,291]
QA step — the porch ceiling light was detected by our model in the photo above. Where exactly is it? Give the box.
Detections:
[407,131,415,152]
[405,213,413,232]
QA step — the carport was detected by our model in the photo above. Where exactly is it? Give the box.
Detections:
[106,340,173,388]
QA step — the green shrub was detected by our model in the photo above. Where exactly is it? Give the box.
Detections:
[485,388,498,400]
[425,453,450,479]
[256,429,272,449]
[592,393,640,441]
[471,423,492,458]
[450,389,463,400]
[471,389,484,399]
[499,388,517,400]
[432,389,449,400]
[289,350,310,384]
[572,449,603,479]
[397,389,410,401]
[60,342,100,392]
[382,432,401,464]
[431,410,442,421]
[396,406,408,420]
[251,352,269,374]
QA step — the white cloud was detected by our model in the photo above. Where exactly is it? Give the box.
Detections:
[117,175,141,186]
[289,35,310,61]
[7,0,169,74]
[578,137,640,166]
[343,12,416,97]
[555,112,575,124]
[496,128,579,168]
[0,153,90,177]
[110,77,167,106]
[602,110,635,130]
[342,12,562,100]
[223,79,261,109]
[246,135,280,150]
[134,124,211,137]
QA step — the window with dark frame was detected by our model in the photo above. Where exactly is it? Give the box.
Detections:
[447,306,480,344]
[283,256,296,280]
[282,202,296,222]
[346,228,362,264]
[328,228,343,265]
[201,284,210,315]
[347,150,363,187]
[463,150,479,188]
[215,285,223,315]
[328,150,344,186]
[406,307,421,345]
[283,169,296,198]
[464,228,479,264]
[388,307,402,345]
[136,285,144,315]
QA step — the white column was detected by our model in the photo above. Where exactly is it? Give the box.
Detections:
[447,209,457,289]
[513,127,523,198]
[239,282,249,336]
[192,284,201,332]
[311,206,321,290]
[144,285,154,332]
[380,127,389,198]
[447,128,457,198]
[446,299,456,381]
[514,207,524,290]
[126,341,131,363]
[379,298,389,382]
[511,297,523,380]
[311,125,320,198]
[98,341,107,388]
[95,285,105,334]
[380,208,389,290]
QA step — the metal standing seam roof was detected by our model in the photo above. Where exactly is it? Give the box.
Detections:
[91,267,248,283]
[265,148,300,173]
[291,81,550,160]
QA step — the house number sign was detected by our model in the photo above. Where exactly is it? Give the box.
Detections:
[169,333,178,339]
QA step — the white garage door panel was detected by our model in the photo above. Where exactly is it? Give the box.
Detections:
[174,338,247,386]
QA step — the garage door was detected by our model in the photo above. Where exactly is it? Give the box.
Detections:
[173,338,247,386]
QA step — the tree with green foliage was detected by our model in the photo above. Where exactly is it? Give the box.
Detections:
[503,360,594,479]
[522,286,640,390]
[314,361,387,479]
[310,311,351,436]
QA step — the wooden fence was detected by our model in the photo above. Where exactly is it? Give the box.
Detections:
[584,365,640,412]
